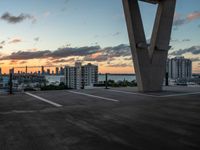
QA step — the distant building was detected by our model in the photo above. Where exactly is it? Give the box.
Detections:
[82,63,98,87]
[60,67,64,75]
[64,62,98,89]
[9,68,14,75]
[75,62,82,89]
[47,69,50,75]
[41,66,45,75]
[166,57,192,79]
[56,67,59,75]
[25,66,28,74]
[0,67,2,81]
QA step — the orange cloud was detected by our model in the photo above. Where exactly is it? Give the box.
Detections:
[187,11,200,21]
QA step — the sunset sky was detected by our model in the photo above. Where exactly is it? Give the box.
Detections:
[0,0,200,74]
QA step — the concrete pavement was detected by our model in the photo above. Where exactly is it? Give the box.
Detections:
[0,87,200,150]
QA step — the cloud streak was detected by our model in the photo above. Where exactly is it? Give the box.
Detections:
[1,12,36,24]
[170,46,200,56]
[107,63,132,68]
[0,44,132,64]
[0,46,100,60]
[173,11,200,28]
[9,38,22,44]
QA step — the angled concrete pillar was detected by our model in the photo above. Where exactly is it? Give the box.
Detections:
[123,0,176,92]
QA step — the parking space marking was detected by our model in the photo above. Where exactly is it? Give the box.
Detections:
[25,92,63,107]
[68,91,119,102]
[109,89,200,98]
[109,89,160,98]
[159,92,200,98]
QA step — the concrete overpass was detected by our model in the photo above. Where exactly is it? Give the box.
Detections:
[123,0,176,92]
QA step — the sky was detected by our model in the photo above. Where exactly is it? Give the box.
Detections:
[0,0,199,74]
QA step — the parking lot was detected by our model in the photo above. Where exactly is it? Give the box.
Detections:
[0,87,200,150]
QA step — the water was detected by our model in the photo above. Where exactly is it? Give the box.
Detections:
[98,74,136,82]
[45,75,64,85]
[0,74,136,91]
[45,74,136,84]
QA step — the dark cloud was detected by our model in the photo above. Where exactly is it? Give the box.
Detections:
[9,38,22,44]
[0,41,5,45]
[103,44,131,58]
[0,46,100,60]
[0,46,3,49]
[173,11,200,28]
[182,39,191,42]
[84,55,109,62]
[112,32,121,36]
[170,38,190,43]
[0,44,132,64]
[84,44,131,62]
[34,37,40,42]
[173,18,187,27]
[0,50,51,60]
[124,57,132,61]
[61,0,70,12]
[19,61,27,64]
[170,39,179,43]
[170,46,200,56]
[107,63,132,68]
[190,58,200,62]
[9,60,18,65]
[1,12,36,24]
[52,58,75,63]
[49,46,100,58]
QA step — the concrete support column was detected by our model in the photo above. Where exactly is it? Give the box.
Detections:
[123,0,176,92]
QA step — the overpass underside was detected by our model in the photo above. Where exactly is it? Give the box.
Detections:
[123,0,176,92]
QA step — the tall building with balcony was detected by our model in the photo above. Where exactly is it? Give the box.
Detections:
[82,63,98,87]
[64,62,98,89]
[166,57,192,79]
[64,66,81,89]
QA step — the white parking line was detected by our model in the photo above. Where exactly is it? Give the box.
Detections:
[109,89,160,97]
[68,91,119,102]
[109,89,200,98]
[159,92,200,98]
[25,92,62,107]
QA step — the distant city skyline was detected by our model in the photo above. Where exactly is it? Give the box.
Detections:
[0,0,199,74]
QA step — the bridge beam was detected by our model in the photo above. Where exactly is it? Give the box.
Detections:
[123,0,176,92]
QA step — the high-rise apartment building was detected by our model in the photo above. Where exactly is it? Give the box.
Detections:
[75,62,82,89]
[166,57,192,79]
[64,62,98,89]
[64,66,80,89]
[82,63,98,87]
